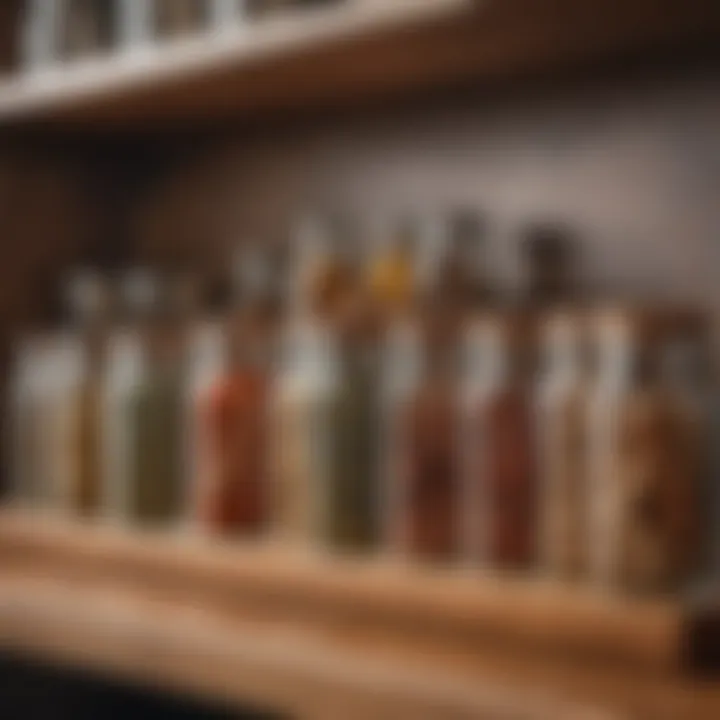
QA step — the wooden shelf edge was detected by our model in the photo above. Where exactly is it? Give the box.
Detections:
[0,508,716,676]
[0,0,472,126]
[0,0,718,129]
[0,575,628,720]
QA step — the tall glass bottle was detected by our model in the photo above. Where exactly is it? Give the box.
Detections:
[463,314,537,570]
[536,311,592,579]
[184,279,228,530]
[659,311,715,586]
[367,216,418,324]
[435,209,494,314]
[617,321,699,593]
[61,0,115,59]
[8,333,49,509]
[101,273,148,523]
[519,223,578,311]
[155,0,209,38]
[587,309,636,587]
[271,219,344,549]
[196,246,280,536]
[59,270,111,515]
[323,288,383,552]
[126,277,185,526]
[589,310,700,594]
[397,316,461,562]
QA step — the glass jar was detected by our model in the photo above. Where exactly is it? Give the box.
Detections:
[155,0,209,39]
[101,325,145,522]
[195,247,281,536]
[366,216,418,324]
[323,292,382,552]
[536,311,591,579]
[463,314,537,570]
[590,309,701,594]
[394,313,462,562]
[61,0,115,58]
[272,317,333,546]
[8,335,51,508]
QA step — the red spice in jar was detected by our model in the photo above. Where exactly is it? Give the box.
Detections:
[483,387,537,568]
[401,379,460,560]
[197,368,270,534]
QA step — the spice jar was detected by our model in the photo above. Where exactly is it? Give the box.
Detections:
[589,309,701,593]
[184,291,228,530]
[195,246,280,536]
[435,209,494,314]
[658,311,713,582]
[536,310,592,579]
[519,222,578,311]
[323,290,382,552]
[271,315,331,546]
[379,318,421,555]
[463,313,537,570]
[294,216,355,322]
[61,0,115,58]
[270,224,344,549]
[155,0,209,38]
[101,321,145,522]
[366,216,418,323]
[126,277,185,526]
[62,270,111,515]
[394,305,462,562]
[8,335,52,508]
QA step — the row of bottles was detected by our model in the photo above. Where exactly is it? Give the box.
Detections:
[21,0,346,68]
[7,211,716,596]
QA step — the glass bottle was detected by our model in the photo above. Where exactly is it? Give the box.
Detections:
[184,280,228,530]
[587,308,636,588]
[61,0,115,58]
[395,307,462,562]
[293,216,353,323]
[8,334,47,508]
[536,310,591,579]
[60,270,111,515]
[126,278,185,526]
[272,309,339,549]
[366,216,417,324]
[323,289,382,552]
[195,246,280,536]
[658,311,715,586]
[271,224,341,549]
[379,317,421,555]
[590,310,700,594]
[618,323,699,593]
[155,0,209,39]
[101,313,145,523]
[464,314,537,570]
[519,223,578,311]
[435,209,494,314]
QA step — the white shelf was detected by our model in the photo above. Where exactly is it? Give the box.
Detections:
[0,0,473,125]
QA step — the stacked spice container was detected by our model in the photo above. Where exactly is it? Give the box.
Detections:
[4,212,717,599]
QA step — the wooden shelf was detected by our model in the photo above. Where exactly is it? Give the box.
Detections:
[0,510,719,718]
[0,0,471,129]
[0,0,718,130]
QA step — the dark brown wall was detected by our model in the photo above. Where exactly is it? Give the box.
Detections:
[125,64,720,316]
[3,62,720,325]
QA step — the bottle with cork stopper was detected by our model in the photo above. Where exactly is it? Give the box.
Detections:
[536,308,593,579]
[461,310,538,570]
[589,307,700,594]
[124,271,185,527]
[195,243,281,536]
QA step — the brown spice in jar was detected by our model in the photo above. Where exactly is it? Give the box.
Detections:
[484,387,537,568]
